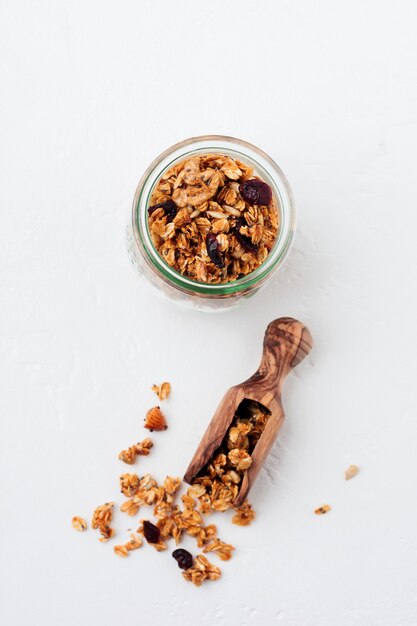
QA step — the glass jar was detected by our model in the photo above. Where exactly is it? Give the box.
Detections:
[127,135,295,311]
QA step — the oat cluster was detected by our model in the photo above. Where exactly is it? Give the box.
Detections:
[91,502,115,541]
[118,437,153,465]
[148,154,279,284]
[182,554,221,587]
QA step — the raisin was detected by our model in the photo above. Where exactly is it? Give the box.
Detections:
[148,200,178,221]
[234,220,259,254]
[206,232,225,268]
[142,520,160,543]
[239,179,272,206]
[172,548,193,570]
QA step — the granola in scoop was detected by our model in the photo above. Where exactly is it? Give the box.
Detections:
[148,154,279,284]
[190,399,269,517]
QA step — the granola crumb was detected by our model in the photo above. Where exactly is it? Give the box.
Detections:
[114,544,129,557]
[152,382,171,401]
[114,533,143,557]
[72,516,87,532]
[345,464,359,480]
[144,406,167,431]
[202,538,235,561]
[314,504,331,515]
[118,438,154,465]
[91,502,115,541]
[232,501,256,526]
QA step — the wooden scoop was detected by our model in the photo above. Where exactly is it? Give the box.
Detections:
[183,317,313,506]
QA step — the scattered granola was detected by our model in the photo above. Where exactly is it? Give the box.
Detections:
[114,544,129,557]
[120,473,140,497]
[182,554,222,587]
[232,500,256,526]
[72,516,87,532]
[118,437,153,464]
[114,533,143,557]
[314,505,331,515]
[75,394,262,587]
[120,497,141,516]
[152,382,171,401]
[202,538,235,561]
[345,464,359,480]
[135,438,154,455]
[91,502,115,541]
[119,473,165,515]
[147,154,279,284]
[144,406,167,431]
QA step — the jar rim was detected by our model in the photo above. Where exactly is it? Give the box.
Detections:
[132,135,296,295]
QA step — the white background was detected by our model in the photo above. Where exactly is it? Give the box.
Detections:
[1,1,417,625]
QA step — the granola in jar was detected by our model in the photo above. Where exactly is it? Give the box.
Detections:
[147,154,279,284]
[130,136,296,310]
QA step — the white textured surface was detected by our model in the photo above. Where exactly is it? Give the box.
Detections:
[1,1,417,625]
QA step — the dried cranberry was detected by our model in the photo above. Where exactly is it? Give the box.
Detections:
[234,219,259,254]
[239,179,272,206]
[148,200,178,221]
[172,548,193,570]
[206,232,225,268]
[142,520,160,543]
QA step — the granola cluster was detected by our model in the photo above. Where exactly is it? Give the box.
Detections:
[118,437,153,465]
[190,399,269,513]
[148,154,279,284]
[182,554,221,587]
[91,502,115,542]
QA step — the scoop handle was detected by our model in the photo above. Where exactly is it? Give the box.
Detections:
[245,317,313,396]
